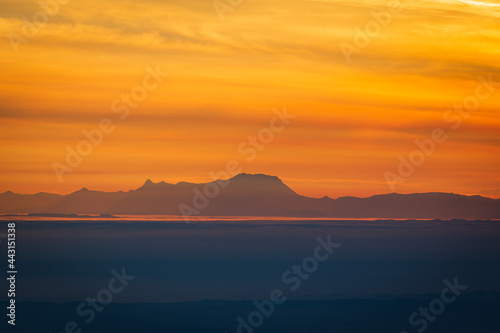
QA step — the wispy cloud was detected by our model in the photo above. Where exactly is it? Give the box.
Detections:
[456,0,500,6]
[0,0,498,198]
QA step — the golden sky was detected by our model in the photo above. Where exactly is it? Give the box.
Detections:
[0,0,499,198]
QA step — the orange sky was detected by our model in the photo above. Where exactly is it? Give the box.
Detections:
[0,0,499,198]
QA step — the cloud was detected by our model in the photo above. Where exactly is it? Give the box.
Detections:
[0,0,499,198]
[456,0,500,6]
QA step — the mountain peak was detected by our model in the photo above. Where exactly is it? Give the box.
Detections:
[69,187,89,195]
[231,173,282,183]
[138,179,173,190]
[227,173,296,196]
[0,174,498,218]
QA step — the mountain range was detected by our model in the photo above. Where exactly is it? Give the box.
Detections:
[1,173,499,219]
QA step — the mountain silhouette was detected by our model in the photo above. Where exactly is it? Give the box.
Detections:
[0,173,499,219]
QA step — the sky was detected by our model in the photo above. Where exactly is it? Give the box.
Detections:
[0,0,499,198]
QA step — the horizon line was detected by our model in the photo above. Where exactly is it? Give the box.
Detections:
[1,173,498,200]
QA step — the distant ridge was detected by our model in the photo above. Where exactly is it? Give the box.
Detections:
[0,173,499,219]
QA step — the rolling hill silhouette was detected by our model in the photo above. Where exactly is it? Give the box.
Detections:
[1,173,499,219]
